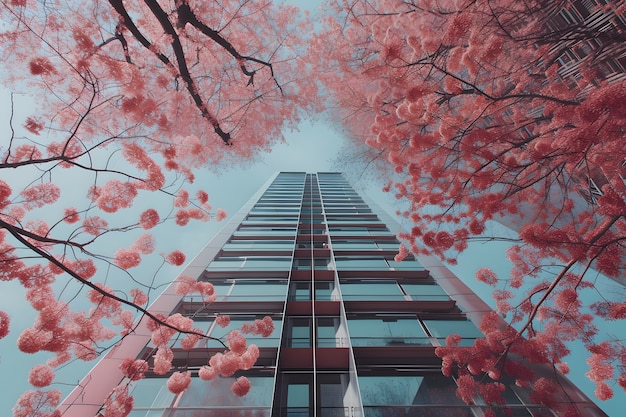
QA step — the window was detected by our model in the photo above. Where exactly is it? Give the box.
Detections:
[208,315,283,348]
[347,316,429,346]
[335,257,390,270]
[329,227,388,236]
[288,282,337,301]
[358,373,469,417]
[286,318,311,348]
[422,319,482,346]
[315,281,336,301]
[401,284,449,301]
[284,317,343,348]
[289,282,310,301]
[206,256,292,271]
[293,258,332,270]
[223,240,294,251]
[340,281,406,300]
[331,240,399,251]
[277,373,352,417]
[128,370,274,415]
[235,226,297,236]
[316,317,343,347]
[201,279,287,302]
[387,258,423,270]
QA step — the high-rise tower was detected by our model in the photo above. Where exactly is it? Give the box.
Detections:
[59,172,606,417]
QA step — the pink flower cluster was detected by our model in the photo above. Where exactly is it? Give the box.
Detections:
[165,250,186,266]
[167,371,191,394]
[174,276,215,303]
[119,359,148,381]
[240,316,274,337]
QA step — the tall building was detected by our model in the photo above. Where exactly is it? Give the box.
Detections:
[59,172,606,417]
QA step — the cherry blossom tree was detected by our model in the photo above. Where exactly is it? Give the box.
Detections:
[0,0,312,415]
[315,0,626,414]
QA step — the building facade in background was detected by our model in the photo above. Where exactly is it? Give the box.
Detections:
[59,172,606,417]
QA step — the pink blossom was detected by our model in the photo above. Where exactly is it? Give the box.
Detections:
[227,330,247,355]
[113,248,141,269]
[28,364,55,387]
[241,316,274,337]
[187,207,210,221]
[130,288,148,305]
[165,250,186,266]
[476,268,498,286]
[196,190,209,204]
[180,332,202,350]
[13,389,61,417]
[0,180,12,209]
[199,365,217,380]
[167,371,191,394]
[139,209,160,229]
[63,208,80,224]
[102,385,133,417]
[209,351,241,377]
[456,374,479,403]
[86,185,100,202]
[0,310,10,339]
[175,276,197,295]
[557,362,570,375]
[231,376,251,397]
[197,282,215,300]
[96,180,138,213]
[29,57,57,75]
[119,358,148,381]
[17,327,53,353]
[215,315,231,328]
[65,258,96,280]
[241,344,260,370]
[478,382,506,405]
[215,208,227,221]
[122,143,165,191]
[175,210,190,226]
[174,189,190,207]
[153,346,173,375]
[393,243,409,262]
[151,326,176,346]
[131,234,155,255]
[23,118,45,135]
[20,183,60,209]
[82,216,108,235]
[166,313,193,332]
[114,310,135,334]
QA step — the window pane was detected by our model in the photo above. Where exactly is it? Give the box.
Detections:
[335,258,389,270]
[315,281,335,300]
[289,282,310,301]
[130,378,176,408]
[388,258,423,270]
[227,281,287,301]
[340,282,405,300]
[177,374,274,408]
[423,319,482,346]
[209,317,282,347]
[402,284,449,301]
[347,317,429,346]
[358,374,469,417]
[223,240,294,251]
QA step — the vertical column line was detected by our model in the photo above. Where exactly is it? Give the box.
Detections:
[308,174,318,417]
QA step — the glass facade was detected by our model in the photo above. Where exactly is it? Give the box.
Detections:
[69,173,605,417]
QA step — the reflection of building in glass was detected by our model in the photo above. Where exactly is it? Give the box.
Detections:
[59,173,607,417]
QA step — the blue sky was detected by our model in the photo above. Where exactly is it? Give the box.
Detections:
[1,1,624,415]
